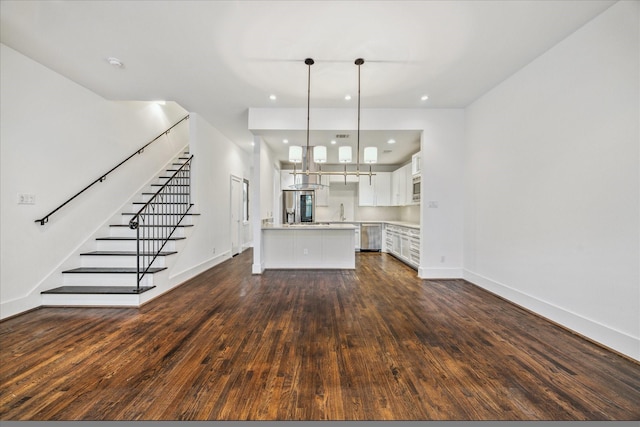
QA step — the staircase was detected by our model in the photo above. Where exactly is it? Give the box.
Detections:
[41,151,198,307]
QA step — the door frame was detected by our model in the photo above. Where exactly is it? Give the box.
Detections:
[230,175,243,256]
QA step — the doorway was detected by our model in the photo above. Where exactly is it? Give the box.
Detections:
[230,175,243,256]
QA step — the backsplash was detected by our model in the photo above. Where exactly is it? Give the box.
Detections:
[314,182,419,224]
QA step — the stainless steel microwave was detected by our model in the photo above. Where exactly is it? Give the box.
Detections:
[412,175,420,202]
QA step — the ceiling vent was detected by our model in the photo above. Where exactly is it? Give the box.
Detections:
[335,134,350,138]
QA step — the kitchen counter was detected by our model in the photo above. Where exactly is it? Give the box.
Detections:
[262,223,357,230]
[262,223,356,269]
[310,220,420,229]
[380,221,420,229]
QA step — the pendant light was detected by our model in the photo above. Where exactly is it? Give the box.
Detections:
[339,146,352,163]
[288,57,376,184]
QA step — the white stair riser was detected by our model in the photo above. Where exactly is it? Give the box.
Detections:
[42,293,141,307]
[96,240,178,252]
[119,215,194,226]
[109,226,186,238]
[80,256,167,268]
[138,194,191,203]
[63,273,155,286]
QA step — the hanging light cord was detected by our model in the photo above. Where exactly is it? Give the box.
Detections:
[355,58,364,174]
[305,58,313,174]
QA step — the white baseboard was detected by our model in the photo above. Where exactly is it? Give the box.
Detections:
[169,251,231,287]
[418,267,463,279]
[463,269,639,362]
[252,261,265,274]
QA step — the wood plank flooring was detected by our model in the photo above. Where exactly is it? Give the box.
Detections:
[1,250,638,421]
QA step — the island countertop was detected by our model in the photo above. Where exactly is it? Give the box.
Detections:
[262,223,357,230]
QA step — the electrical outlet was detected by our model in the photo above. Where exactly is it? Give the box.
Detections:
[213,248,216,254]
[428,201,439,208]
[17,193,35,205]
[303,248,308,255]
[440,255,446,263]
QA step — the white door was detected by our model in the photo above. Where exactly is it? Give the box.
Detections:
[230,175,243,256]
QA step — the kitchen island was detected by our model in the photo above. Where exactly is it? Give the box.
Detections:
[261,223,357,269]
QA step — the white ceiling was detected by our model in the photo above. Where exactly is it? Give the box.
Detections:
[0,0,617,166]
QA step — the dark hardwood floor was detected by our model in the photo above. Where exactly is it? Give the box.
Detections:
[1,249,638,421]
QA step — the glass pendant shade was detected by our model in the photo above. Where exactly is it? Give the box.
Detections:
[289,145,303,163]
[339,146,352,163]
[364,147,378,164]
[313,146,327,163]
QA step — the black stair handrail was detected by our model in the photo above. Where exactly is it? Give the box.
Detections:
[35,114,190,226]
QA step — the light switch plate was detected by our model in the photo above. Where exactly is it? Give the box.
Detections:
[17,193,36,205]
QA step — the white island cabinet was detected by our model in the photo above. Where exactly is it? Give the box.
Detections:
[262,223,356,269]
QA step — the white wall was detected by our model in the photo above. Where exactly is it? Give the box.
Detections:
[0,44,189,319]
[463,0,639,360]
[168,113,251,285]
[259,138,278,222]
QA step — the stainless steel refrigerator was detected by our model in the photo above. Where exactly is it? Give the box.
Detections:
[282,190,315,224]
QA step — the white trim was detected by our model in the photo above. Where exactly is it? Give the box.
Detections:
[169,251,231,286]
[252,261,265,275]
[463,269,640,362]
[418,267,463,279]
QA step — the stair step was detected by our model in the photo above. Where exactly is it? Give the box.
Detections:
[62,267,166,274]
[96,236,186,241]
[122,212,200,216]
[42,286,155,295]
[80,251,177,256]
[109,224,193,228]
[142,192,187,195]
[151,184,189,187]
[132,201,191,205]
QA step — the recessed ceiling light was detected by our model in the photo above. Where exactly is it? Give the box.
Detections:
[106,57,123,68]
[344,95,351,101]
[153,100,166,105]
[330,140,337,145]
[387,139,396,144]
[283,139,288,144]
[250,142,255,146]
[269,94,277,101]
[421,95,429,101]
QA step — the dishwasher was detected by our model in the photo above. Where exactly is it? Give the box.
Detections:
[360,223,382,252]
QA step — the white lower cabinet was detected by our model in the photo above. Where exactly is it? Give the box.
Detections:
[383,224,419,270]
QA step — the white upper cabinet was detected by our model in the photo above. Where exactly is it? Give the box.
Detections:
[404,163,416,205]
[358,174,376,206]
[391,166,406,206]
[411,151,421,176]
[358,172,391,206]
[375,172,391,206]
